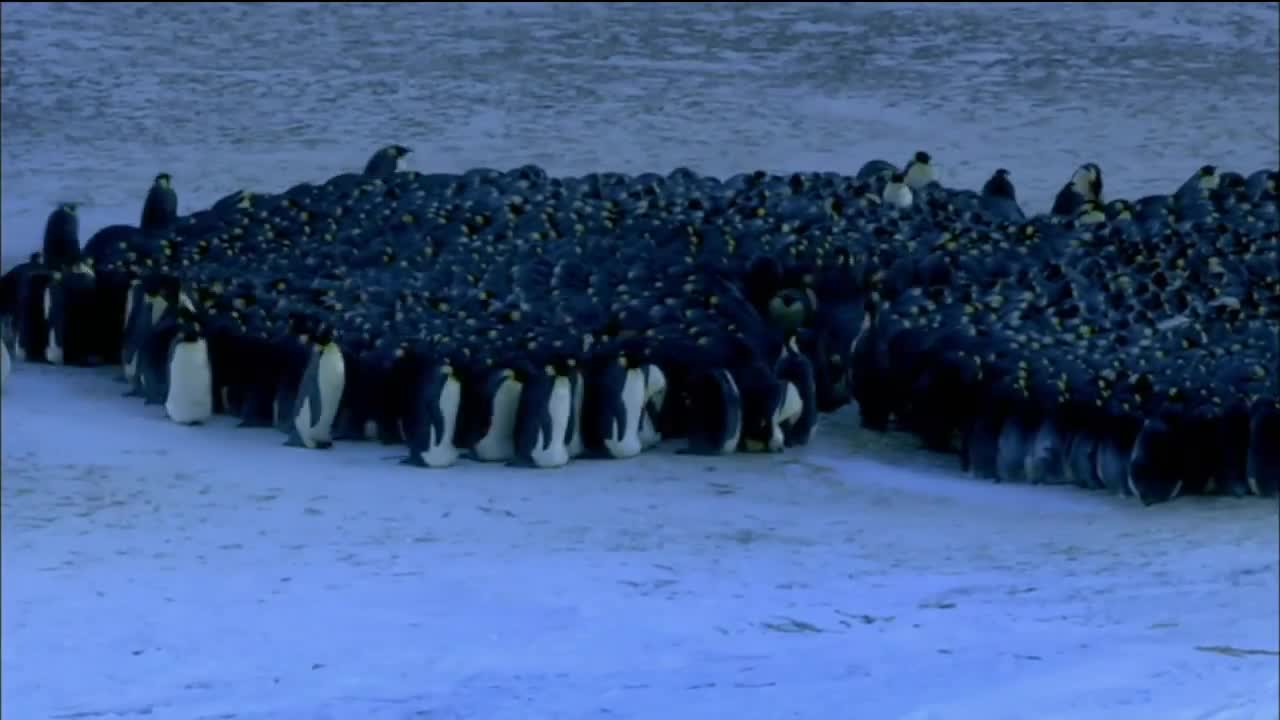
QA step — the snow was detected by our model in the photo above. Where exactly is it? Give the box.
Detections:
[4,363,1277,719]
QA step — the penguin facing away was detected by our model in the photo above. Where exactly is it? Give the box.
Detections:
[286,323,346,450]
[141,173,178,235]
[164,307,214,425]
[42,203,81,270]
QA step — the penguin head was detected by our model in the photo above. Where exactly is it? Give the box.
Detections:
[154,173,172,189]
[59,202,80,215]
[1071,163,1103,201]
[388,145,412,158]
[313,322,338,348]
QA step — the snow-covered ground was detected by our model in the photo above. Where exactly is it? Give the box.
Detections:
[4,363,1278,719]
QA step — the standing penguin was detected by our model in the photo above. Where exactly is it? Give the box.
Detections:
[637,363,668,451]
[286,323,346,450]
[679,366,743,457]
[590,351,647,460]
[511,359,573,469]
[775,337,818,447]
[164,307,214,425]
[363,145,412,178]
[1051,163,1103,216]
[43,264,97,366]
[980,168,1025,222]
[1127,414,1185,505]
[141,173,178,235]
[882,172,913,210]
[401,348,463,469]
[1247,397,1279,498]
[1,315,13,391]
[463,366,525,463]
[903,150,937,190]
[42,203,81,270]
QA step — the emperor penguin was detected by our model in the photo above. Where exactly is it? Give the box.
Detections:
[43,203,81,271]
[511,360,573,469]
[401,352,463,469]
[600,353,648,460]
[1051,162,1103,216]
[363,145,412,178]
[903,150,937,190]
[286,323,346,450]
[638,363,668,451]
[467,366,525,462]
[141,173,178,235]
[1,316,14,391]
[164,307,214,425]
[882,172,913,210]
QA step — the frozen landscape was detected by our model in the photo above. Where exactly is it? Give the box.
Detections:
[3,2,1279,718]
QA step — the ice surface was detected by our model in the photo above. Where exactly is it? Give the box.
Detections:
[4,365,1278,719]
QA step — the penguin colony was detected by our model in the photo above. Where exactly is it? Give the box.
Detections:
[1,146,1277,506]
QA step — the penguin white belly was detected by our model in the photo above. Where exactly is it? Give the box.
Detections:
[604,368,646,459]
[123,288,135,332]
[165,339,213,424]
[905,162,935,189]
[418,376,462,468]
[568,371,586,457]
[639,408,661,450]
[719,370,743,455]
[531,376,572,468]
[883,183,913,210]
[1,340,11,390]
[639,365,667,451]
[473,379,522,462]
[44,288,63,365]
[293,345,345,445]
[771,382,804,452]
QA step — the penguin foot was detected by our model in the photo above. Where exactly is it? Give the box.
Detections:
[122,389,142,398]
[677,446,725,457]
[315,441,334,450]
[505,459,537,469]
[400,456,427,468]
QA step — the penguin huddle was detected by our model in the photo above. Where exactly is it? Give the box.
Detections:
[1,146,1276,503]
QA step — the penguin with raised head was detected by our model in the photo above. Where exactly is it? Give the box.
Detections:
[285,321,346,450]
[882,172,913,210]
[903,150,937,190]
[141,173,178,235]
[1051,163,1103,216]
[980,168,1025,222]
[1175,165,1219,205]
[164,306,213,425]
[42,203,81,270]
[400,345,463,468]
[363,145,412,178]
